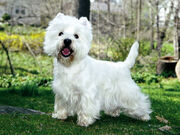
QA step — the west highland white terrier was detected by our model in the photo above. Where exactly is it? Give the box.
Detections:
[44,13,152,127]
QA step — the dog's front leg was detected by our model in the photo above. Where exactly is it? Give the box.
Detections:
[52,94,68,120]
[77,90,100,127]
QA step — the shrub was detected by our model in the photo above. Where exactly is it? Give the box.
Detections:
[0,74,52,88]
[161,42,174,56]
[132,72,161,84]
[108,38,135,61]
[0,32,23,49]
[2,13,11,21]
[0,32,45,52]
[93,38,153,62]
[0,26,4,31]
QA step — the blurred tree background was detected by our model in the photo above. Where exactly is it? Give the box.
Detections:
[0,0,180,84]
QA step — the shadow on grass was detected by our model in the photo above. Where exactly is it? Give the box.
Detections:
[0,87,53,113]
[165,88,180,92]
[0,65,39,75]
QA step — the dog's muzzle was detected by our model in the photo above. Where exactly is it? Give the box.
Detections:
[59,38,74,57]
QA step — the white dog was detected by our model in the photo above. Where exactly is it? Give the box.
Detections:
[44,13,152,127]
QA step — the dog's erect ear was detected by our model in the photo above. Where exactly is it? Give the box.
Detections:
[56,12,64,18]
[79,17,91,29]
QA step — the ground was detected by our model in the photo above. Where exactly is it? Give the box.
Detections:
[0,79,179,135]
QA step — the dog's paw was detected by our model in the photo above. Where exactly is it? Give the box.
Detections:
[105,109,121,117]
[77,114,95,127]
[52,111,67,120]
[140,114,150,121]
[52,113,58,119]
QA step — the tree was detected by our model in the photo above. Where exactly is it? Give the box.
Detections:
[107,0,111,20]
[0,41,15,76]
[148,0,155,49]
[137,0,142,41]
[39,0,62,22]
[155,0,160,54]
[156,0,174,56]
[174,0,180,59]
[78,0,90,19]
[122,0,127,38]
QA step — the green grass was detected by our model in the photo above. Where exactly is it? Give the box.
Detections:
[0,51,53,76]
[2,25,45,35]
[0,79,180,135]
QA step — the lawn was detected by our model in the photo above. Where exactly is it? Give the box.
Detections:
[0,79,179,135]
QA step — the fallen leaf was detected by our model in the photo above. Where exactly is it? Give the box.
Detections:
[156,116,168,123]
[159,125,172,131]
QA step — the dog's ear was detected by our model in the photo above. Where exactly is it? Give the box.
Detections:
[79,17,91,29]
[56,12,64,18]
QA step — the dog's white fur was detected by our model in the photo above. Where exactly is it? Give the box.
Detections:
[44,13,152,127]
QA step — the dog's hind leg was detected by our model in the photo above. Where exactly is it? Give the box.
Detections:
[120,89,152,121]
[114,81,152,121]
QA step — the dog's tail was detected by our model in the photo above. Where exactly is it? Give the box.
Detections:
[124,41,139,69]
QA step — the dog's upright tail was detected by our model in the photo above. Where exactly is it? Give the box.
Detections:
[124,41,139,69]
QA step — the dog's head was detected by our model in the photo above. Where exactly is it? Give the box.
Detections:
[44,13,92,66]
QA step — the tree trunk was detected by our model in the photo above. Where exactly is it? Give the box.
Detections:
[174,0,180,59]
[0,41,15,76]
[156,0,161,55]
[107,0,110,20]
[60,0,64,12]
[156,1,174,56]
[123,0,126,38]
[130,0,133,37]
[149,0,154,49]
[157,56,177,76]
[72,0,79,17]
[137,0,141,41]
[130,0,133,24]
[78,0,90,20]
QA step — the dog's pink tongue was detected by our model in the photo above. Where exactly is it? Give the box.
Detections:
[62,48,70,56]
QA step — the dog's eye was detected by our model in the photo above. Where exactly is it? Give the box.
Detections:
[58,32,63,36]
[74,34,79,39]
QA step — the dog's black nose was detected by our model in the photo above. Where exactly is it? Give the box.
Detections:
[64,39,72,46]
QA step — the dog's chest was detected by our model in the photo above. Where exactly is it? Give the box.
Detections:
[58,70,83,93]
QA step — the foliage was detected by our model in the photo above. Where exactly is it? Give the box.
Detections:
[0,32,23,49]
[0,72,162,90]
[161,42,174,56]
[2,13,11,21]
[0,74,52,88]
[0,26,4,31]
[0,52,53,89]
[107,38,135,61]
[0,32,45,52]
[0,51,53,76]
[2,25,44,35]
[132,72,162,84]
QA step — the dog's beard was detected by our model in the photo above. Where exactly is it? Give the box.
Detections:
[57,45,75,66]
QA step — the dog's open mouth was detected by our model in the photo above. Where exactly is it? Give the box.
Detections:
[60,47,73,57]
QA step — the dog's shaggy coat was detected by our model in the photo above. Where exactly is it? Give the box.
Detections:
[44,13,152,127]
